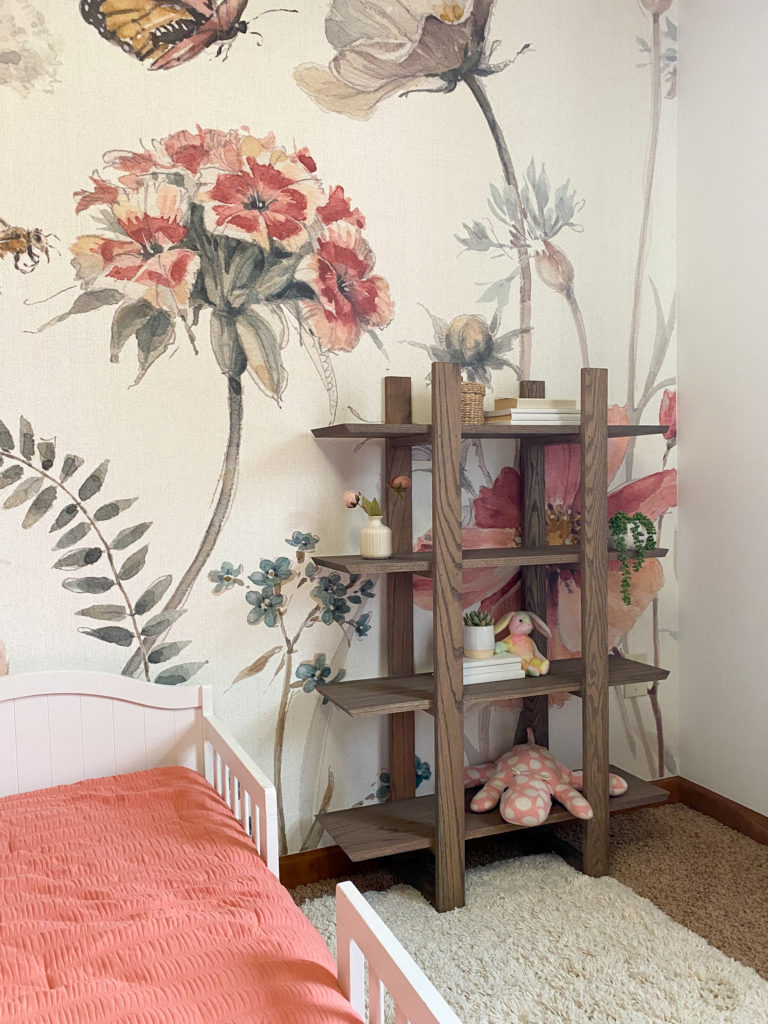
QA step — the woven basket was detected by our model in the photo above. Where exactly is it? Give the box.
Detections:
[460,381,486,424]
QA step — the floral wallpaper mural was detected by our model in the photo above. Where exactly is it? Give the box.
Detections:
[0,0,677,853]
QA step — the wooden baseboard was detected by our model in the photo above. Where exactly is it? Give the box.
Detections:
[280,845,383,889]
[670,776,768,846]
[280,776,767,888]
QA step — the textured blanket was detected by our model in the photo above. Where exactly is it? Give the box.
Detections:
[0,766,360,1023]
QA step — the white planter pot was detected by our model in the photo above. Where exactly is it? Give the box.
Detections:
[463,624,495,660]
[360,516,393,559]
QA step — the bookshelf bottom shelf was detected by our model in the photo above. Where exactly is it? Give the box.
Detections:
[318,767,668,862]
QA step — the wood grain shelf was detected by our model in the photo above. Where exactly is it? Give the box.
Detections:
[312,546,668,575]
[312,423,668,443]
[320,657,670,717]
[318,766,668,862]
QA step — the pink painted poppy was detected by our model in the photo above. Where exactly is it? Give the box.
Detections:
[318,186,366,229]
[70,183,199,313]
[162,126,244,176]
[414,405,678,666]
[659,389,677,442]
[296,221,394,352]
[73,174,119,215]
[198,149,322,250]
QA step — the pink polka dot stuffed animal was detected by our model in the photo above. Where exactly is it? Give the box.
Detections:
[464,729,628,827]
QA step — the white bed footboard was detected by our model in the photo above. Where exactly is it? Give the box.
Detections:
[203,711,279,876]
[336,882,461,1024]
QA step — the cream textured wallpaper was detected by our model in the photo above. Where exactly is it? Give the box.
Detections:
[0,0,677,854]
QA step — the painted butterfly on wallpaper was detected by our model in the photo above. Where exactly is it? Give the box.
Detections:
[78,1,294,71]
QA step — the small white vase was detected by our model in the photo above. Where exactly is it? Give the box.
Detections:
[360,515,393,559]
[463,624,495,660]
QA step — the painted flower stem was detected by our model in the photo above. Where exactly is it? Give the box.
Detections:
[465,72,532,380]
[626,11,663,476]
[161,376,243,620]
[273,605,320,855]
[565,284,590,368]
[2,451,151,681]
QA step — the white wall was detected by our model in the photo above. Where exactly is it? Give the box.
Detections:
[678,0,768,814]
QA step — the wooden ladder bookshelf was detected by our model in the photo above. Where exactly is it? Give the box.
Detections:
[311,364,670,912]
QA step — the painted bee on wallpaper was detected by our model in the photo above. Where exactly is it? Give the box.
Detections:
[0,218,54,276]
[79,0,293,71]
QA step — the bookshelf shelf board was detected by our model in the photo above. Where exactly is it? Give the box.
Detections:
[312,546,667,576]
[312,423,668,443]
[319,657,670,718]
[318,766,669,862]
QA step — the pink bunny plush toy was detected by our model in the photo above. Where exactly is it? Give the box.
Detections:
[464,729,628,826]
[493,610,551,676]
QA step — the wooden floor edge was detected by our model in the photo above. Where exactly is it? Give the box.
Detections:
[670,776,768,846]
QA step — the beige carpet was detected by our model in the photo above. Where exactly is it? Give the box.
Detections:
[301,853,768,1024]
[291,804,768,982]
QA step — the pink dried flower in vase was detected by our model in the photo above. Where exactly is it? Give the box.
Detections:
[389,475,411,497]
[343,489,361,508]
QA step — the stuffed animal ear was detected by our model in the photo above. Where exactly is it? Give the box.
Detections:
[528,611,552,639]
[494,612,514,637]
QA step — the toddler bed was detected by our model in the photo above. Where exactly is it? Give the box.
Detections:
[0,671,460,1024]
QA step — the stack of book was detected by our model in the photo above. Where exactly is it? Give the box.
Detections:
[463,651,525,686]
[484,397,580,425]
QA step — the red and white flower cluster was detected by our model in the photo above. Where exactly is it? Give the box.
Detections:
[71,126,394,355]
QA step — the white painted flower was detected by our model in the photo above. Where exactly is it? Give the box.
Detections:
[0,0,59,97]
[295,0,496,119]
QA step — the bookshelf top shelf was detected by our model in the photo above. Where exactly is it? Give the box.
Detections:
[312,423,668,443]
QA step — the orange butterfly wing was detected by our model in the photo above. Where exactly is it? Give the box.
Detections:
[79,0,209,63]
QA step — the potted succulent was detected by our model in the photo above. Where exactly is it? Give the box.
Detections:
[463,609,496,660]
[608,511,657,606]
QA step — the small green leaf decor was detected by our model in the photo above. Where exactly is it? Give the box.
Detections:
[154,662,207,686]
[148,640,191,664]
[140,609,186,637]
[0,413,197,684]
[0,420,14,452]
[50,505,81,534]
[79,626,135,647]
[53,522,91,549]
[134,576,172,616]
[4,476,43,509]
[76,604,127,621]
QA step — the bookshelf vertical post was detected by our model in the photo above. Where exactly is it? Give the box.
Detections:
[385,378,416,801]
[517,379,550,746]
[431,362,465,911]
[580,367,610,876]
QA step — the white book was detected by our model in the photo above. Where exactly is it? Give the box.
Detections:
[494,398,577,410]
[464,669,527,686]
[463,653,521,670]
[486,410,581,420]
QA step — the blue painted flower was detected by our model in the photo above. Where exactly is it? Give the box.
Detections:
[312,572,347,605]
[296,653,332,693]
[208,561,244,594]
[249,557,293,587]
[320,596,350,625]
[353,612,372,638]
[246,586,284,627]
[415,757,432,787]
[286,531,319,552]
[375,757,432,801]
[297,654,346,703]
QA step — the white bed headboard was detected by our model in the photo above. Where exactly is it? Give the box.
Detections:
[0,671,210,798]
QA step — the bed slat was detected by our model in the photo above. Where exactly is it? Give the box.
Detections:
[0,701,18,797]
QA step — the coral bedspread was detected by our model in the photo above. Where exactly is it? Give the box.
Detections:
[0,767,360,1023]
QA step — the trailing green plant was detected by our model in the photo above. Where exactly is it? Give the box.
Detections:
[608,511,657,606]
[0,414,204,684]
[463,609,494,627]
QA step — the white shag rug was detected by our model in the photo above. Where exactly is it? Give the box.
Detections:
[301,854,768,1024]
